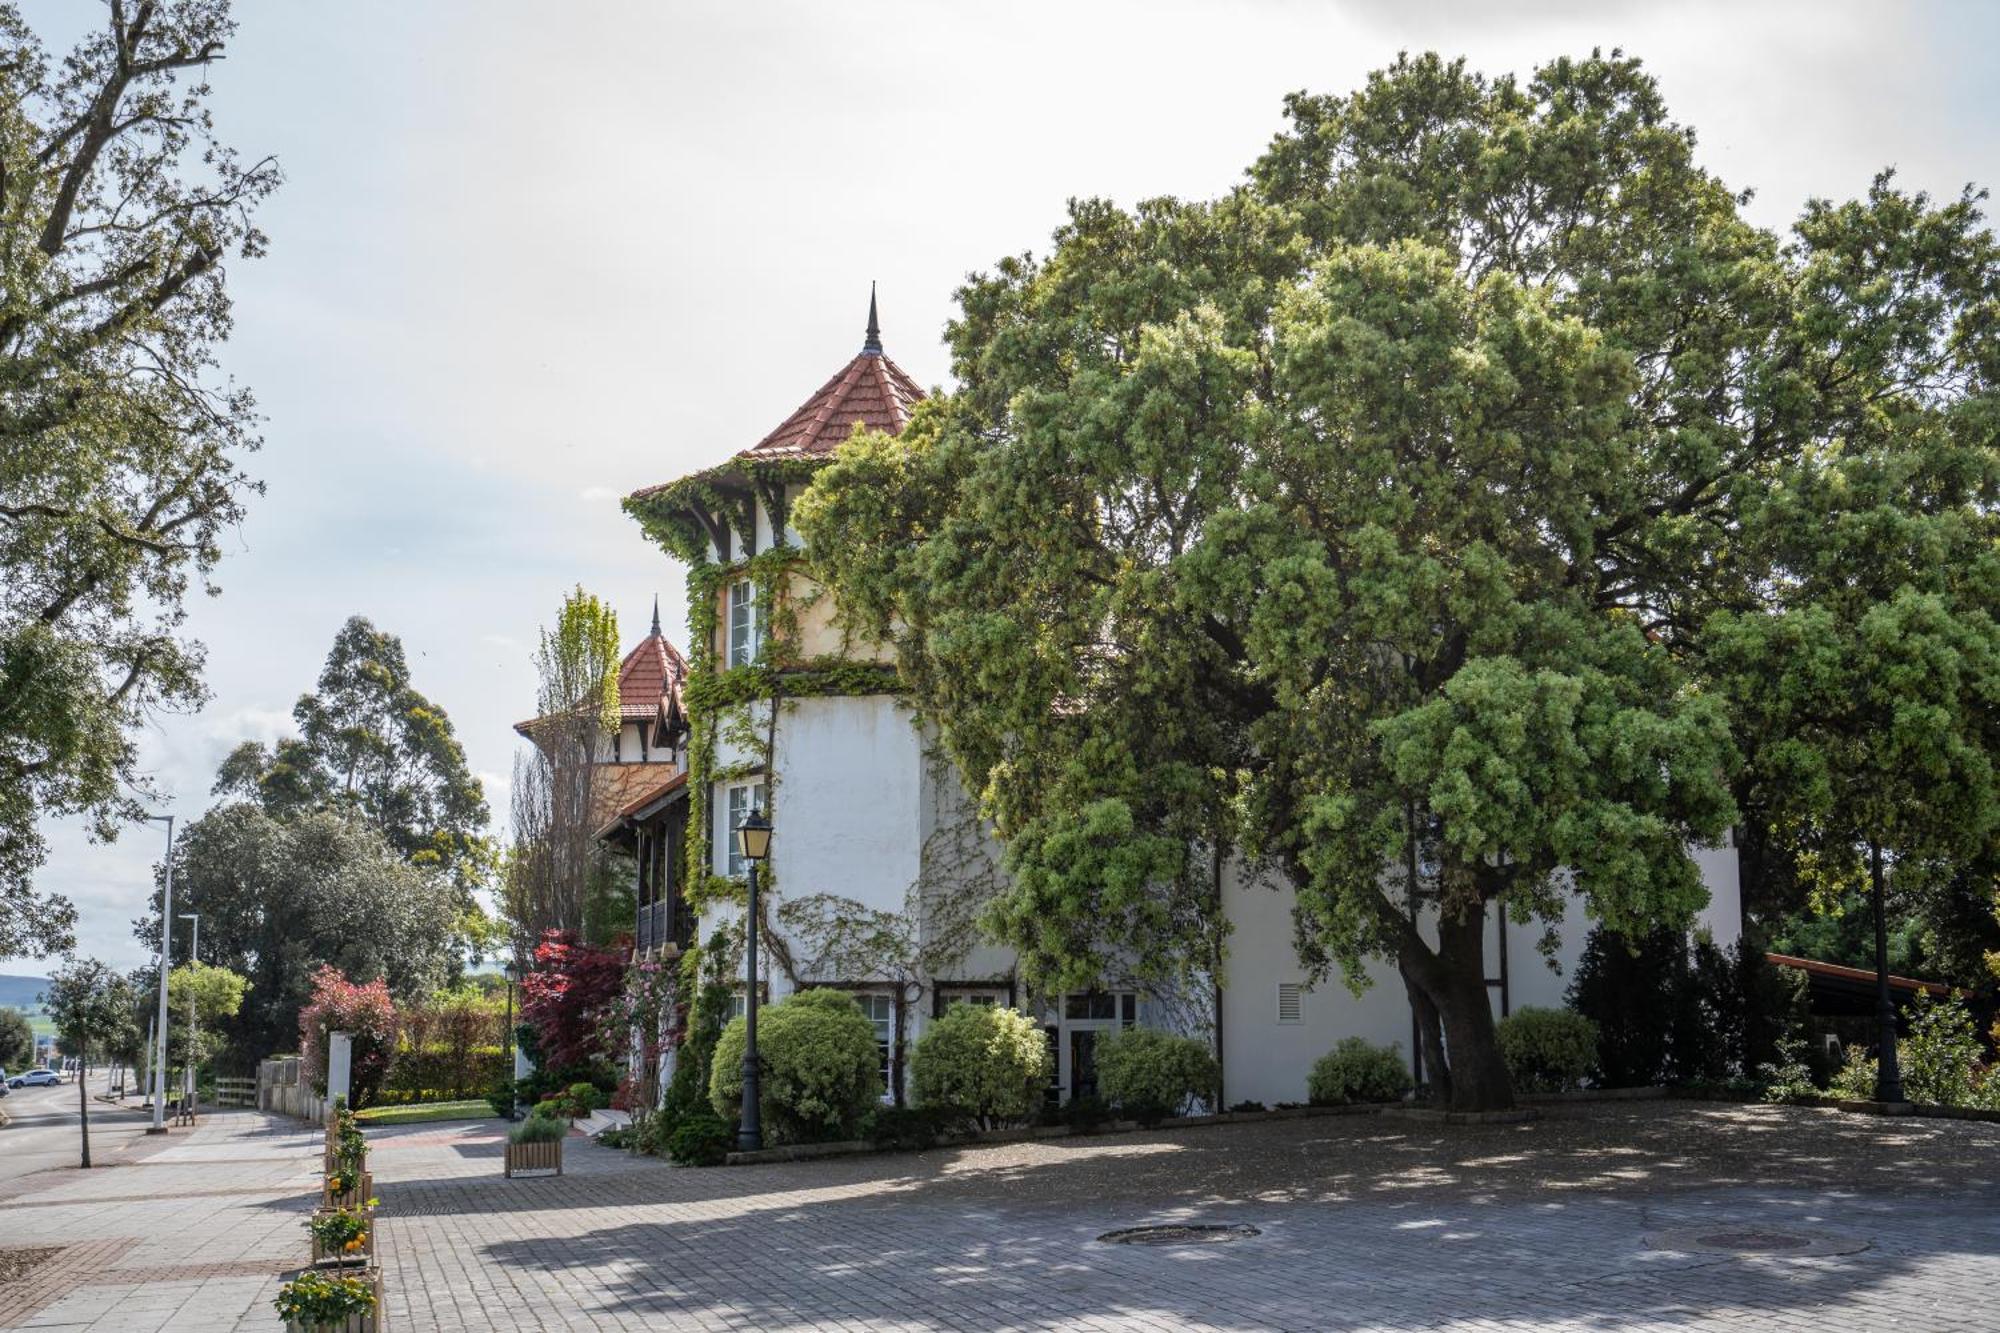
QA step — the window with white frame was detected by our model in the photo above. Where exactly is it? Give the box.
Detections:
[727,580,762,667]
[856,992,896,1097]
[724,782,768,877]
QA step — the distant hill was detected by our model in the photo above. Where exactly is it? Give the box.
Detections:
[0,974,51,1010]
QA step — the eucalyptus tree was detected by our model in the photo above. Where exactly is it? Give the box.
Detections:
[798,52,1997,1109]
[0,1,277,957]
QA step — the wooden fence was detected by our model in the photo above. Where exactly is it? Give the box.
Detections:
[213,1076,256,1107]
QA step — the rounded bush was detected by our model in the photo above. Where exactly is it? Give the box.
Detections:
[666,1113,734,1166]
[1307,1037,1412,1105]
[910,1004,1049,1129]
[709,988,883,1143]
[1094,1029,1218,1122]
[1495,1006,1599,1093]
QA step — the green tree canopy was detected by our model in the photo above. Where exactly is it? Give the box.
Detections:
[0,1004,31,1068]
[167,958,248,1066]
[797,52,1998,1109]
[44,957,139,1164]
[213,615,492,900]
[137,805,460,1065]
[0,0,277,958]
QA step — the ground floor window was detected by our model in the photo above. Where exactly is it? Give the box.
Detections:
[856,992,896,1099]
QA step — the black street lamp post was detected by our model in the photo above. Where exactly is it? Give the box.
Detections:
[503,959,521,1120]
[736,808,773,1152]
[1869,842,1905,1104]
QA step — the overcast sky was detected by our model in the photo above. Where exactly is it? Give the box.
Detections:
[14,0,1998,975]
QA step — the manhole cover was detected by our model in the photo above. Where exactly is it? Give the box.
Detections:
[1646,1227,1869,1257]
[1098,1224,1260,1246]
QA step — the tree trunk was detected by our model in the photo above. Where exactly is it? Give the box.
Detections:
[1399,959,1452,1105]
[1430,907,1514,1111]
[78,1050,92,1168]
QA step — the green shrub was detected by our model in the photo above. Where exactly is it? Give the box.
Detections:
[508,1111,567,1145]
[1903,994,1984,1108]
[1094,1029,1218,1122]
[1828,1045,1876,1100]
[1495,1007,1598,1093]
[1757,1037,1822,1103]
[1062,1093,1110,1133]
[709,989,883,1144]
[1228,1100,1267,1113]
[485,1077,515,1121]
[909,1005,1048,1130]
[1307,1038,1413,1106]
[861,1104,959,1151]
[667,1112,734,1166]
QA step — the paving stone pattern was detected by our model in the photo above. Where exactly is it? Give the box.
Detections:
[5,1101,1999,1331]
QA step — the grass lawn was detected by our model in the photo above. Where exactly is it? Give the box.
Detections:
[355,1099,496,1126]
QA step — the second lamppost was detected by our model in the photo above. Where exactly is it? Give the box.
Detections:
[735,807,773,1152]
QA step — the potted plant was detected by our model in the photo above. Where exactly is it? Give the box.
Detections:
[308,1200,378,1267]
[321,1163,375,1209]
[274,1268,383,1332]
[503,1109,566,1178]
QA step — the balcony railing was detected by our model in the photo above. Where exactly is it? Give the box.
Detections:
[636,899,695,954]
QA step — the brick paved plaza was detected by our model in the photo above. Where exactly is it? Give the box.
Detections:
[4,1100,1999,1331]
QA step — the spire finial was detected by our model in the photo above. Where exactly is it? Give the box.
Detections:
[862,281,882,354]
[650,595,661,637]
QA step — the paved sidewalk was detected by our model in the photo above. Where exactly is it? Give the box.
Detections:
[0,1109,323,1332]
[364,1101,2000,1332]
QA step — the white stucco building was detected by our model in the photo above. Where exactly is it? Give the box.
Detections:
[609,293,1743,1110]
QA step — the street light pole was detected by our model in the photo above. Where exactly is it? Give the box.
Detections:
[735,808,772,1153]
[1870,841,1905,1104]
[143,814,175,1135]
[503,959,521,1121]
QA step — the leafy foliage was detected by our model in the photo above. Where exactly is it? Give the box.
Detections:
[213,616,492,902]
[0,1005,31,1068]
[1901,993,1988,1108]
[797,52,2000,1112]
[1306,1037,1413,1106]
[508,1108,567,1145]
[298,966,396,1110]
[140,805,460,1066]
[517,928,629,1075]
[0,1,279,959]
[709,988,882,1144]
[908,1003,1048,1130]
[1093,1028,1219,1122]
[274,1271,377,1325]
[1494,1007,1598,1094]
[166,959,247,1068]
[665,1111,733,1166]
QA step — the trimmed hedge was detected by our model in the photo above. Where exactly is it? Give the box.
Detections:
[909,1005,1048,1130]
[710,989,883,1144]
[1307,1038,1412,1106]
[1094,1029,1218,1123]
[1496,1007,1598,1093]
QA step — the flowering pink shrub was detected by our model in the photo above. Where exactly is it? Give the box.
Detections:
[299,966,397,1109]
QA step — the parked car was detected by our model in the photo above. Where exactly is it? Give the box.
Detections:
[7,1068,59,1089]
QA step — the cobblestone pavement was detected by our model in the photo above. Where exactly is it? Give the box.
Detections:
[368,1101,2000,1333]
[7,1100,1999,1331]
[0,1104,320,1333]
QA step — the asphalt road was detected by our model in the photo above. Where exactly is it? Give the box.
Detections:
[0,1070,158,1184]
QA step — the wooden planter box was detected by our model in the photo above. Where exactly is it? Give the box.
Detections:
[504,1138,563,1178]
[310,1210,377,1267]
[324,1147,368,1176]
[321,1171,374,1208]
[281,1265,384,1332]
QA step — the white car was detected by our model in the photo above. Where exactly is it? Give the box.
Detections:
[7,1068,59,1088]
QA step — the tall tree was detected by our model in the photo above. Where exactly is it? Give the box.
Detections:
[0,1003,31,1068]
[0,0,278,958]
[798,53,1997,1109]
[137,805,460,1064]
[43,958,138,1166]
[214,616,492,901]
[502,588,621,950]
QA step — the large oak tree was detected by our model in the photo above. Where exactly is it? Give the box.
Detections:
[797,53,1998,1109]
[0,1,276,957]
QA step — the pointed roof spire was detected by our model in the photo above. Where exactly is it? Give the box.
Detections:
[650,595,661,637]
[862,281,882,354]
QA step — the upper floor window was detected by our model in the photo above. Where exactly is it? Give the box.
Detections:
[727,580,763,667]
[724,781,769,877]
